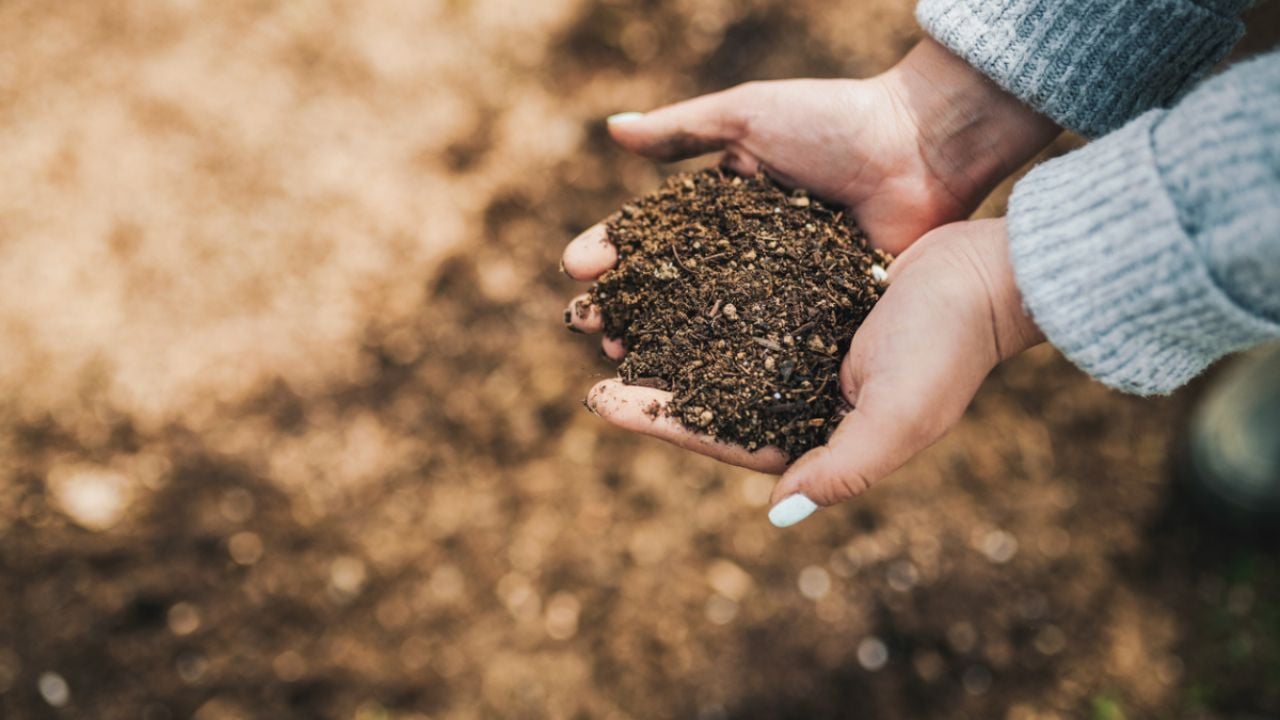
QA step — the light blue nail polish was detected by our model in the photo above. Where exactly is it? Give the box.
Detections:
[768,494,819,528]
[607,112,645,124]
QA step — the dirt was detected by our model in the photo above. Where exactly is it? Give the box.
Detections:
[1,2,1279,720]
[590,169,890,457]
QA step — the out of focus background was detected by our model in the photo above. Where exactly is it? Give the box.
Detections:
[1,1,1278,718]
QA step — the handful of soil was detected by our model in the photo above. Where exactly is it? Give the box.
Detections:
[589,169,891,458]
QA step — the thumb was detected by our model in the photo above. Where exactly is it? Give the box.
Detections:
[766,332,981,528]
[606,84,757,162]
[766,394,926,528]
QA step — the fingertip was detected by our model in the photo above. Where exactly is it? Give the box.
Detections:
[608,88,752,161]
[769,439,871,509]
[605,113,651,152]
[768,445,827,506]
[584,378,612,415]
[601,336,626,361]
[768,494,819,528]
[562,224,617,281]
[587,379,788,473]
[607,112,646,125]
[585,379,668,430]
[565,294,603,334]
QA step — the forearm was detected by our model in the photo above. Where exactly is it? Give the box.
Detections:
[1007,51,1280,395]
[916,0,1254,138]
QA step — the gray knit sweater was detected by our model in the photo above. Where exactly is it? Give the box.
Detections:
[918,0,1280,395]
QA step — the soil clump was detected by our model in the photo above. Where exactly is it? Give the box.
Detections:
[590,168,891,457]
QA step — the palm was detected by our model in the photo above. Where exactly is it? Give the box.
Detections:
[715,80,967,254]
[611,78,965,254]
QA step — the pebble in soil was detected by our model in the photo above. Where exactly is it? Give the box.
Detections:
[589,168,891,458]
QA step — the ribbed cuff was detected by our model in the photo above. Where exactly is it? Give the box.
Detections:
[916,0,1247,138]
[1008,110,1280,395]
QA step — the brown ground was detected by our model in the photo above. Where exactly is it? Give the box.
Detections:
[0,1,1278,719]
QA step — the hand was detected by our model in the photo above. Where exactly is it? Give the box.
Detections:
[569,38,1058,258]
[563,37,1057,358]
[563,39,1059,525]
[763,217,1043,524]
[572,218,1044,527]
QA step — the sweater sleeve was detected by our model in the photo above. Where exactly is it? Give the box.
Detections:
[1006,51,1280,396]
[915,0,1253,138]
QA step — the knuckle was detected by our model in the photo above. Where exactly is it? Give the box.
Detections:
[799,448,874,505]
[836,471,872,501]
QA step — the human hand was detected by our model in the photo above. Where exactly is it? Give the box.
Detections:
[568,218,1043,527]
[575,37,1058,256]
[564,39,1057,525]
[562,37,1056,363]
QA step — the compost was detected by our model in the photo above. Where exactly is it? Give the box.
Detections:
[590,168,892,457]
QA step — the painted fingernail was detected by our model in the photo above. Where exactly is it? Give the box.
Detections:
[607,112,645,124]
[564,309,584,333]
[768,494,818,528]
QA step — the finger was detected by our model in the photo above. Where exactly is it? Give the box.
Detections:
[601,337,626,361]
[564,294,604,334]
[767,315,981,526]
[606,85,754,162]
[562,224,617,281]
[586,379,789,473]
[768,396,921,511]
[719,147,761,177]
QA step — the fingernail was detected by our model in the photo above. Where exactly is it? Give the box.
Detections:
[768,494,819,528]
[564,309,584,333]
[607,112,645,124]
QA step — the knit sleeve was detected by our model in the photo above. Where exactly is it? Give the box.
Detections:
[1006,51,1280,395]
[915,0,1253,138]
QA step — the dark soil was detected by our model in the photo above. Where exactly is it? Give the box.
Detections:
[590,169,892,458]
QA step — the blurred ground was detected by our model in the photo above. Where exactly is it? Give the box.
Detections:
[1,1,1278,719]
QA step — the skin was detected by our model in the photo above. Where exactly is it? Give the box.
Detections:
[563,38,1059,518]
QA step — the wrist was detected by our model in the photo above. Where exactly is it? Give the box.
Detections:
[979,218,1045,361]
[882,38,1060,212]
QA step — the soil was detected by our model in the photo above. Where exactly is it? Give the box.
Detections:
[591,169,891,457]
[0,2,1279,720]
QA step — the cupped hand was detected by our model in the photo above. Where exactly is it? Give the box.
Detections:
[569,37,1058,257]
[567,217,1044,527]
[563,37,1056,359]
[564,39,1058,525]
[762,217,1043,525]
